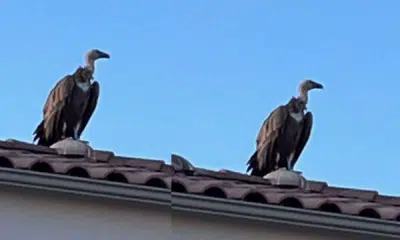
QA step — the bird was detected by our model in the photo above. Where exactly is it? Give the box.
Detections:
[246,79,324,177]
[33,49,110,147]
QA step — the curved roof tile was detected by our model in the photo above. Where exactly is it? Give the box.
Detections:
[0,139,399,222]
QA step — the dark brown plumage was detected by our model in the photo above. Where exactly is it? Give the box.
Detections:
[246,80,323,177]
[33,49,110,146]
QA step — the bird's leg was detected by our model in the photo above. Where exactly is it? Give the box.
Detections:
[286,152,295,171]
[288,164,296,172]
[283,158,290,170]
[277,153,289,170]
[73,131,79,140]
[73,122,81,140]
[275,153,281,170]
[61,122,67,139]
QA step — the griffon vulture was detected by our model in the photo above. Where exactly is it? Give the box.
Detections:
[33,49,110,146]
[246,79,324,177]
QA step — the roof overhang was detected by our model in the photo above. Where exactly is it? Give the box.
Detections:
[0,167,399,238]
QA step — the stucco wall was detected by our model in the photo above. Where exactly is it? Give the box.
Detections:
[172,211,391,240]
[0,186,171,240]
[0,185,393,240]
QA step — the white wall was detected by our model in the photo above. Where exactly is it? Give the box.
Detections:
[0,185,393,240]
[0,186,171,240]
[172,211,392,240]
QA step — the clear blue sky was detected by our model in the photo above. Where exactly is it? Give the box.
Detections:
[0,1,399,195]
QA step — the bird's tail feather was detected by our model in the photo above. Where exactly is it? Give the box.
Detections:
[246,150,262,177]
[33,121,51,147]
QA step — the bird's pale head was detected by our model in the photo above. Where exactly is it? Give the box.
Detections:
[84,49,110,73]
[85,49,110,62]
[296,79,324,105]
[299,79,324,92]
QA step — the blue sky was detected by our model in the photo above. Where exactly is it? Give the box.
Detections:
[0,1,399,195]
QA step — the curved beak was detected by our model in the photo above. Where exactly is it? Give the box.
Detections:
[98,51,110,59]
[312,82,324,89]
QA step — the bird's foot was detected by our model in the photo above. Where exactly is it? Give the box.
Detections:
[286,166,295,171]
[72,133,80,141]
[287,163,293,171]
[73,137,81,141]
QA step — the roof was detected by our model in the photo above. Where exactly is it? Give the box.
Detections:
[1,139,400,223]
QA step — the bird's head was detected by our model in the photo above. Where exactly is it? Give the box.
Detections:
[299,79,324,92]
[296,79,324,106]
[84,49,110,73]
[85,49,110,62]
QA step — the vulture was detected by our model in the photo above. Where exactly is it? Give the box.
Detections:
[33,49,110,146]
[246,79,324,177]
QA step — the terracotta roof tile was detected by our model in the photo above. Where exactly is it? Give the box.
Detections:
[1,139,400,221]
[376,195,400,206]
[322,186,379,201]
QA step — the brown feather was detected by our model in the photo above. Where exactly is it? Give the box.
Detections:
[291,111,313,168]
[247,97,316,177]
[33,69,81,146]
[247,105,290,177]
[77,81,100,137]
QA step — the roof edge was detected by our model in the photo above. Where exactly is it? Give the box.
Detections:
[172,193,400,239]
[1,167,400,238]
[0,167,170,206]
